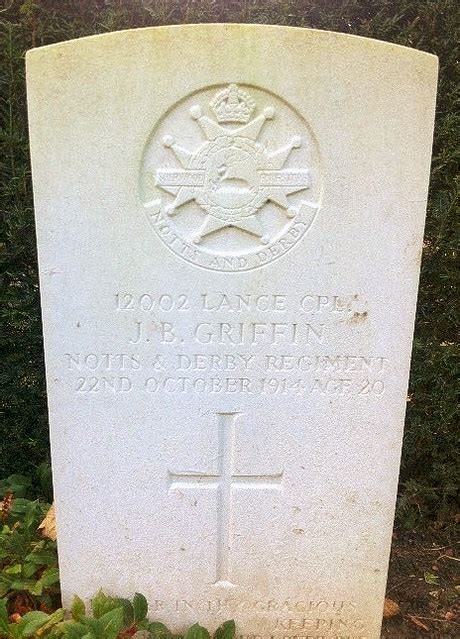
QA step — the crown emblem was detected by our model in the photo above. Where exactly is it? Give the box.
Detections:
[147,83,317,252]
[210,84,256,123]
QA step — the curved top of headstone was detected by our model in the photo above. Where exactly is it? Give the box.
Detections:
[26,23,438,63]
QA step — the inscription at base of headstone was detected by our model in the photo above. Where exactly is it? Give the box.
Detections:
[26,25,438,639]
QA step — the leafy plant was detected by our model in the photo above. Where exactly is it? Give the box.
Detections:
[0,591,235,639]
[0,602,64,639]
[0,482,59,616]
[0,466,53,504]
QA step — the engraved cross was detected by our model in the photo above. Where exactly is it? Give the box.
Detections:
[168,412,283,586]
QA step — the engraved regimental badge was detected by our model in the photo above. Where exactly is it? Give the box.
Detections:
[141,84,321,272]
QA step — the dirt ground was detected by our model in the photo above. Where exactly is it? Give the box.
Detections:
[381,525,459,637]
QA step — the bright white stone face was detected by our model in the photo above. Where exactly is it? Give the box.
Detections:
[27,25,437,639]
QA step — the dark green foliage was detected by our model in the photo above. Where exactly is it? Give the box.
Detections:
[184,625,210,639]
[0,465,53,503]
[213,620,235,639]
[0,486,59,612]
[1,1,458,520]
[0,589,235,638]
[1,7,48,479]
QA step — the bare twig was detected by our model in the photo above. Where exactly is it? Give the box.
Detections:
[406,614,430,632]
[410,615,459,626]
[0,1,14,14]
[438,554,460,562]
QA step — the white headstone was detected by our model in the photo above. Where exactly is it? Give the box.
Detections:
[27,25,437,639]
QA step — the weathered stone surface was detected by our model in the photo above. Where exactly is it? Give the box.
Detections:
[26,24,437,639]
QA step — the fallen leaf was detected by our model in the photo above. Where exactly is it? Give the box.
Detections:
[38,503,57,541]
[383,598,400,618]
[40,601,54,614]
[119,628,139,638]
[1,491,13,521]
[445,611,455,621]
[407,614,429,632]
[423,571,439,585]
[9,592,33,616]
